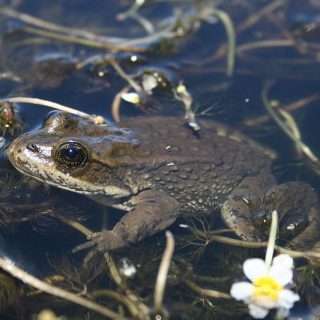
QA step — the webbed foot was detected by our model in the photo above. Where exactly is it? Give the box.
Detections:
[222,178,320,248]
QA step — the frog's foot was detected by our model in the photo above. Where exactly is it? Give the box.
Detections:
[78,190,180,252]
[263,182,320,249]
[221,174,275,241]
[222,179,320,248]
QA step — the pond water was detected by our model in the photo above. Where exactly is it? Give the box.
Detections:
[0,0,319,319]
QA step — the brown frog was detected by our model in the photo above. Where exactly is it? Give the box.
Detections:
[7,113,320,251]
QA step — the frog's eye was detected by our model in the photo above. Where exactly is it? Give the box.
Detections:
[55,142,88,167]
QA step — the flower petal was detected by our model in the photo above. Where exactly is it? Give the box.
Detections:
[230,282,254,301]
[276,289,300,309]
[121,92,140,104]
[269,263,293,286]
[248,303,269,319]
[243,258,267,281]
[272,254,293,269]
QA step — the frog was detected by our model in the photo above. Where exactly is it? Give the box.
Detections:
[7,112,320,251]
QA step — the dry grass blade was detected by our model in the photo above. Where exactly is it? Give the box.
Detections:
[112,86,131,123]
[262,81,320,173]
[265,210,278,269]
[244,93,320,126]
[237,0,289,33]
[154,231,175,315]
[237,39,294,55]
[206,234,320,261]
[184,279,231,299]
[0,97,91,118]
[0,97,105,125]
[211,9,236,76]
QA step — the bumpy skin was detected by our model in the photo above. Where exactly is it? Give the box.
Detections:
[7,113,320,250]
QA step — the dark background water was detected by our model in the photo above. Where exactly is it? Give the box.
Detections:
[0,0,319,319]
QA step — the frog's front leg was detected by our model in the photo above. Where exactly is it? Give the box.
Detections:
[87,190,180,251]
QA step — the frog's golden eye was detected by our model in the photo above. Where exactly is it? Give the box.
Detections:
[55,142,88,167]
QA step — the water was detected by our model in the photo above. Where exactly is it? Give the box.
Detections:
[0,0,319,319]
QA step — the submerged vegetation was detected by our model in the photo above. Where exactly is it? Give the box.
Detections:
[0,0,319,319]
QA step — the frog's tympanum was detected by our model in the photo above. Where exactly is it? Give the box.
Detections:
[8,113,320,251]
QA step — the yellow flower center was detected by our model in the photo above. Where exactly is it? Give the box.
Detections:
[252,276,283,300]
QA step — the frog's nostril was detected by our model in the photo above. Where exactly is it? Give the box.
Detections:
[27,144,40,153]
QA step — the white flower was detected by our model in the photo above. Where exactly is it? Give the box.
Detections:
[230,254,299,319]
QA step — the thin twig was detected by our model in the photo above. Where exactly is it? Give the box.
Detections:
[244,93,320,126]
[266,13,307,54]
[104,253,127,290]
[111,86,131,123]
[63,220,92,237]
[90,289,143,319]
[184,279,231,299]
[211,0,289,63]
[154,231,175,314]
[237,39,294,54]
[22,26,145,53]
[211,9,236,76]
[0,97,106,125]
[0,97,90,118]
[0,6,177,49]
[237,0,289,33]
[262,81,320,166]
[0,6,103,40]
[108,56,143,93]
[206,234,320,261]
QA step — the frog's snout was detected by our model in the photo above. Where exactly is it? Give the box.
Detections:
[8,134,41,169]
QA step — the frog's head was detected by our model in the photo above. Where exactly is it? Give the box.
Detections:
[8,112,140,198]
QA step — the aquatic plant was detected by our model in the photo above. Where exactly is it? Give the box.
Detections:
[231,255,299,319]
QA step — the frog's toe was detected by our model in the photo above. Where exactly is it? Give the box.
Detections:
[72,240,96,253]
[86,231,126,251]
[72,231,126,254]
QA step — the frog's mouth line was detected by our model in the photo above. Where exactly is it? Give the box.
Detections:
[11,151,131,198]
